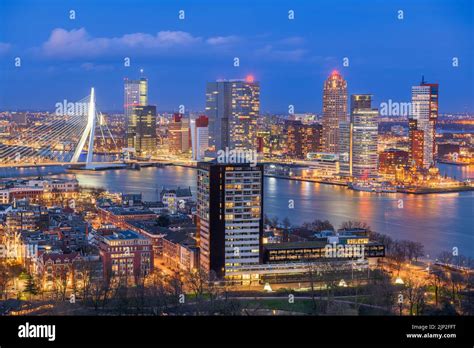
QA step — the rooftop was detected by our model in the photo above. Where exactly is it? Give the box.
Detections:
[105,206,155,216]
[103,229,146,241]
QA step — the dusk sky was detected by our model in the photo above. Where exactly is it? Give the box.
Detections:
[0,0,472,113]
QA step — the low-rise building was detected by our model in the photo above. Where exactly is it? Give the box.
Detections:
[160,187,193,214]
[97,206,157,228]
[98,229,153,283]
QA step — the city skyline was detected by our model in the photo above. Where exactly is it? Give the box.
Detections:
[0,0,473,113]
[0,0,473,338]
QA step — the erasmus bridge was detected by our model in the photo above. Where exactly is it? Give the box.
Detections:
[0,88,127,169]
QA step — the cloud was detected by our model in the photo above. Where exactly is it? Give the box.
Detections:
[278,36,306,45]
[255,45,307,62]
[80,62,114,72]
[206,36,240,45]
[36,29,315,64]
[0,42,11,55]
[39,28,204,58]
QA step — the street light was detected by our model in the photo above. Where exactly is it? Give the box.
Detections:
[395,277,404,285]
[263,282,273,292]
[338,279,347,287]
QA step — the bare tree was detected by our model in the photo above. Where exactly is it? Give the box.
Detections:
[403,273,426,315]
[282,217,291,229]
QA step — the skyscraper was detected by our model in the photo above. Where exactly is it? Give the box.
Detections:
[124,77,148,120]
[190,115,209,161]
[124,77,149,150]
[168,113,191,154]
[285,120,323,159]
[350,95,379,179]
[205,76,260,153]
[322,71,348,154]
[410,78,438,168]
[196,161,264,279]
[338,121,352,176]
[408,119,424,168]
[127,105,157,155]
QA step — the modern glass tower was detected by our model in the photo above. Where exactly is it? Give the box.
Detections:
[411,78,438,168]
[322,70,348,154]
[127,105,156,155]
[205,77,260,153]
[350,95,379,179]
[124,77,148,147]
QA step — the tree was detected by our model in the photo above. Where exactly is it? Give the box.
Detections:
[405,241,424,262]
[403,273,426,315]
[306,263,318,311]
[147,270,172,315]
[447,271,464,307]
[0,262,21,300]
[157,215,171,227]
[303,219,334,232]
[270,216,279,228]
[282,217,291,229]
[339,221,372,233]
[264,214,271,226]
[429,269,446,307]
[23,273,39,299]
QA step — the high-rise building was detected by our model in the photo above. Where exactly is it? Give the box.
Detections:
[124,77,148,121]
[124,76,149,151]
[169,113,191,154]
[285,120,303,158]
[410,78,438,168]
[379,148,409,175]
[322,71,348,153]
[350,95,379,179]
[127,105,157,155]
[190,115,209,161]
[205,77,260,153]
[196,161,264,279]
[338,121,352,176]
[285,120,322,159]
[408,119,424,168]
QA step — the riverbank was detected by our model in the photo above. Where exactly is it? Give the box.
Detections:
[397,186,474,194]
[264,173,473,195]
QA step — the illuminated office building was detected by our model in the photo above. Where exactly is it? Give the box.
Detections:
[338,121,352,176]
[205,77,260,152]
[197,161,264,279]
[408,119,424,168]
[169,113,191,154]
[322,71,348,154]
[285,120,322,159]
[127,105,156,155]
[411,78,438,168]
[190,115,209,161]
[124,77,148,119]
[350,95,379,179]
[124,77,149,151]
[379,148,409,175]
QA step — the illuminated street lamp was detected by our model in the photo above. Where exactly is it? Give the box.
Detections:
[263,282,273,292]
[395,277,404,285]
[338,279,347,287]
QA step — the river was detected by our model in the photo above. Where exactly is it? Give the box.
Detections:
[1,163,472,258]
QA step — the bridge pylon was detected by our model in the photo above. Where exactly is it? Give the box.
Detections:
[70,87,96,165]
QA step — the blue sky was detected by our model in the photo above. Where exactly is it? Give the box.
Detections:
[0,0,472,113]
